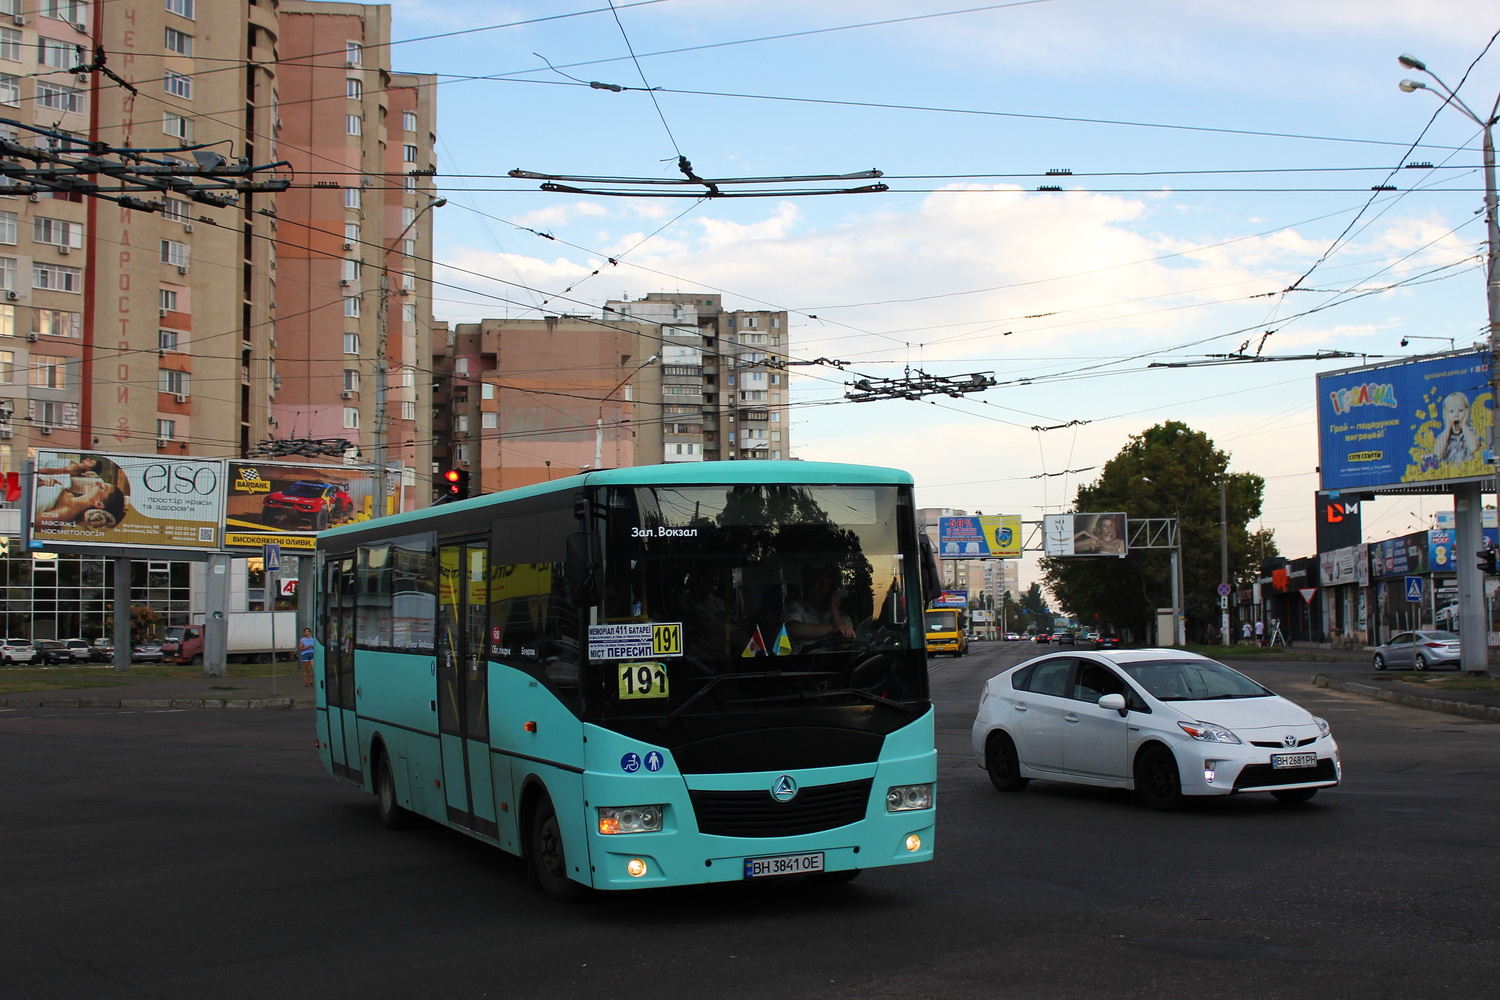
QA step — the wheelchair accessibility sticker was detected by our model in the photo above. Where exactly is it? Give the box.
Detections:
[620,751,666,773]
[588,622,683,660]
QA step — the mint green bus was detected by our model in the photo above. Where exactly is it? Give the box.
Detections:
[314,461,938,899]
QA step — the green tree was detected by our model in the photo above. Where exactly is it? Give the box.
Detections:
[104,605,164,646]
[1041,421,1269,640]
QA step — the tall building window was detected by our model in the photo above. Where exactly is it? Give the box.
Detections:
[34,309,81,338]
[157,419,176,441]
[342,259,361,283]
[346,42,362,66]
[165,0,195,19]
[347,78,362,99]
[158,369,188,395]
[403,144,418,163]
[36,81,85,114]
[0,255,18,290]
[163,70,192,100]
[0,28,21,63]
[0,302,11,337]
[30,354,67,389]
[0,73,18,106]
[344,222,360,244]
[38,38,72,68]
[40,3,87,28]
[345,114,362,136]
[34,217,83,248]
[343,369,360,391]
[32,262,81,292]
[343,406,359,429]
[344,332,360,354]
[402,111,417,131]
[0,349,12,381]
[160,197,188,223]
[402,401,417,421]
[163,112,191,141]
[158,329,178,351]
[344,187,361,210]
[344,297,361,318]
[164,27,192,55]
[159,288,179,312]
[160,240,190,267]
[0,210,13,244]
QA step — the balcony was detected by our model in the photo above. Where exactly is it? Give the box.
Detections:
[738,408,769,421]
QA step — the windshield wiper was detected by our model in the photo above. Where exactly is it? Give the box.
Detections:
[780,686,922,719]
[655,670,837,729]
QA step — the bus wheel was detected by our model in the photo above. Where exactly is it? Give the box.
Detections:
[376,754,413,830]
[529,799,583,902]
[808,868,861,885]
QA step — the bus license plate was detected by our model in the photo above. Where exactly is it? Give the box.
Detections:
[744,852,824,879]
[1271,752,1316,769]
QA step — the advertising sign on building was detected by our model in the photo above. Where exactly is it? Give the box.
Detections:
[937,515,1022,558]
[1042,512,1127,556]
[223,461,375,552]
[29,451,224,550]
[932,590,969,608]
[1316,351,1494,493]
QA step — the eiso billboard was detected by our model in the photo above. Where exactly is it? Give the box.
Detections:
[30,451,224,550]
[1317,351,1494,493]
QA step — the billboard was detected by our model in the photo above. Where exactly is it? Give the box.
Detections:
[29,451,224,550]
[223,461,377,552]
[1317,351,1494,493]
[1042,512,1127,556]
[932,590,968,608]
[937,515,1022,558]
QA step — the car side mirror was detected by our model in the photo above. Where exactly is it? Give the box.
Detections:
[1097,692,1128,716]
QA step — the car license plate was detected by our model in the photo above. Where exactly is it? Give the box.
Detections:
[1271,752,1317,769]
[743,852,824,878]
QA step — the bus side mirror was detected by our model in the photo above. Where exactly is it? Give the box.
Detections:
[566,531,602,607]
[919,533,941,605]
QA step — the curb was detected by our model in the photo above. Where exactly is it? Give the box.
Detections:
[0,695,315,710]
[1313,674,1500,724]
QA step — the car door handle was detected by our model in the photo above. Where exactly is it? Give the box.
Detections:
[1064,714,1079,724]
[1013,704,1028,712]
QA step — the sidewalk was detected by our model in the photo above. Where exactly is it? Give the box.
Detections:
[0,670,316,710]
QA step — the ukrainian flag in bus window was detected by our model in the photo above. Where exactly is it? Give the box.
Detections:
[774,626,791,656]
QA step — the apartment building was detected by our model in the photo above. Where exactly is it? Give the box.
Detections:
[429,295,793,499]
[0,0,438,640]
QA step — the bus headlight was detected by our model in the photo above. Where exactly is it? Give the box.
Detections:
[885,783,933,812]
[597,805,664,835]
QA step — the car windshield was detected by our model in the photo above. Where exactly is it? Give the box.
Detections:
[1120,657,1270,701]
[282,483,327,498]
[592,483,928,724]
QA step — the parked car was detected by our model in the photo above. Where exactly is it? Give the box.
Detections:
[91,638,115,662]
[0,638,36,664]
[1372,630,1461,671]
[63,638,93,662]
[34,640,75,665]
[262,480,354,529]
[131,642,165,663]
[972,648,1341,808]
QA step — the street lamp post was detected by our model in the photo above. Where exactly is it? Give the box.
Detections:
[1399,54,1500,674]
[594,354,659,470]
[374,196,446,518]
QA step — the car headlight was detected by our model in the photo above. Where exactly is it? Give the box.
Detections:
[597,805,664,835]
[1177,720,1242,744]
[886,783,933,812]
[1314,716,1331,738]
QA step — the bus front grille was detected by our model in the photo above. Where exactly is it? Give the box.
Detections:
[689,779,872,837]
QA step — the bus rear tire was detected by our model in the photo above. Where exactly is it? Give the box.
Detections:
[529,799,584,902]
[376,754,414,831]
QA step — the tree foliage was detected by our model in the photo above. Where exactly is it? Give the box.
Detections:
[1041,422,1272,640]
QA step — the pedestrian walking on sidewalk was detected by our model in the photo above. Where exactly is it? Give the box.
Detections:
[299,628,316,687]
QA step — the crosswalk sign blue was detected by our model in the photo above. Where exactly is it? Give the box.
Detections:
[1404,576,1423,603]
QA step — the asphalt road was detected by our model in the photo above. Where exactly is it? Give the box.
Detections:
[2,642,1497,999]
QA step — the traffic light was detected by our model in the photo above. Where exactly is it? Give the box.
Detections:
[1479,546,1498,574]
[444,468,470,499]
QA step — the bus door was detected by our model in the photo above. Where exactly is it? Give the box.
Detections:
[437,541,497,838]
[324,555,360,782]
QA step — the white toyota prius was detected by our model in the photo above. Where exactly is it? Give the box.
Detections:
[971,649,1340,808]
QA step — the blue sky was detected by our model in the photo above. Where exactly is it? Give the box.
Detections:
[374,0,1500,589]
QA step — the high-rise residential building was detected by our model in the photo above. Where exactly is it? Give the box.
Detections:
[429,295,793,499]
[0,0,438,639]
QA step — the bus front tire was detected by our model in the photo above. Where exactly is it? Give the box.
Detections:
[376,754,413,831]
[528,800,584,902]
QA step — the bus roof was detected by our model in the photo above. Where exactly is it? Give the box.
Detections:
[321,459,914,540]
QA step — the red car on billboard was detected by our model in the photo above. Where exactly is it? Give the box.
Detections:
[261,480,353,530]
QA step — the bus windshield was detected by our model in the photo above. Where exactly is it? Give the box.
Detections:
[593,482,926,720]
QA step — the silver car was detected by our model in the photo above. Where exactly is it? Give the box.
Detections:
[1372,630,1461,671]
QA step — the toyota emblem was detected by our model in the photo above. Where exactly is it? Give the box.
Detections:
[770,774,799,802]
[1282,735,1297,748]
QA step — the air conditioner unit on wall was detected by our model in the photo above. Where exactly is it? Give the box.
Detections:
[156,438,167,448]
[174,393,187,403]
[341,390,353,399]
[39,426,51,434]
[183,223,193,233]
[57,245,70,255]
[0,428,12,439]
[176,265,189,275]
[26,333,37,342]
[12,14,25,25]
[159,308,169,317]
